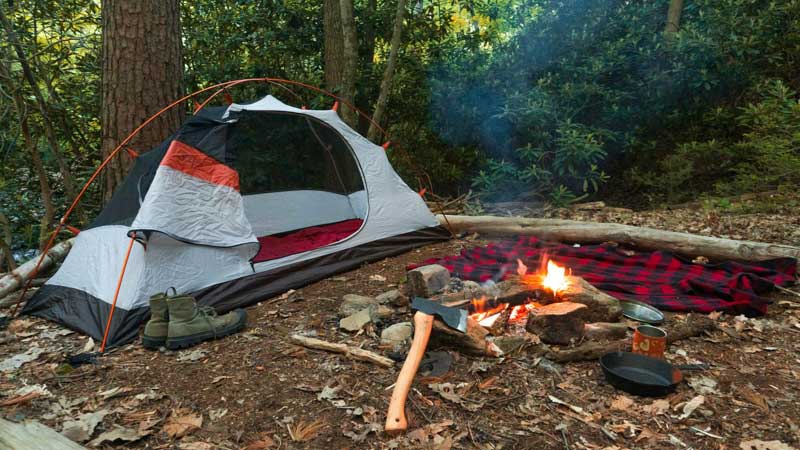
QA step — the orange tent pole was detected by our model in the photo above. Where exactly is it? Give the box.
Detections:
[99,236,136,353]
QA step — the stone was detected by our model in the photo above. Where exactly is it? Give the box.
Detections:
[407,264,451,297]
[462,281,482,296]
[380,322,413,349]
[441,277,465,293]
[526,302,587,345]
[339,308,373,332]
[338,294,377,317]
[375,289,408,307]
[372,305,395,321]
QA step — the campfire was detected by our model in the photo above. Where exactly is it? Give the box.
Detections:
[469,258,571,327]
[411,258,625,355]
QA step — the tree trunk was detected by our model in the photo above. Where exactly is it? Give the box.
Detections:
[324,0,345,95]
[665,0,684,33]
[367,0,407,142]
[0,213,14,273]
[437,215,800,262]
[357,0,378,134]
[0,6,83,222]
[338,0,359,127]
[101,0,183,200]
[19,117,55,251]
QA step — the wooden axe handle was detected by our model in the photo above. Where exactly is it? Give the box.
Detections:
[385,311,434,433]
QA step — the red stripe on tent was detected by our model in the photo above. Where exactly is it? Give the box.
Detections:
[161,140,240,190]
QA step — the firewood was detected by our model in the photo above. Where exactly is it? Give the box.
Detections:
[560,276,622,322]
[289,334,395,368]
[479,307,510,336]
[584,322,629,341]
[0,238,74,301]
[545,314,717,362]
[526,302,587,345]
[431,317,504,357]
[493,278,541,305]
[436,214,800,263]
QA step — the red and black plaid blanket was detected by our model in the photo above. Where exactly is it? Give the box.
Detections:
[412,236,797,315]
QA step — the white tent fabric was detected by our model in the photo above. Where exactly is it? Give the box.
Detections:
[27,95,442,345]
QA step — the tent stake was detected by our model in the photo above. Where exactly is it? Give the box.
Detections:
[99,237,135,352]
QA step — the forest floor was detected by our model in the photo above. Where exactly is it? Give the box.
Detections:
[1,196,799,450]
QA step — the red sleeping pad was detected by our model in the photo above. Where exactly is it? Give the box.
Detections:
[253,219,363,263]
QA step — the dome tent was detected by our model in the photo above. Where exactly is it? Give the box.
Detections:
[23,95,449,348]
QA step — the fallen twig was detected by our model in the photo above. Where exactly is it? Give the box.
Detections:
[289,334,394,368]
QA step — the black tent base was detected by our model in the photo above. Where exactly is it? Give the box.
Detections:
[23,226,451,347]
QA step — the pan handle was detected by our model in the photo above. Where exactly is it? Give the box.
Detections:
[676,363,709,371]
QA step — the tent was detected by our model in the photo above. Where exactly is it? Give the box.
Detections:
[23,95,450,347]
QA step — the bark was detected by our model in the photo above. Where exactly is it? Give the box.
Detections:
[357,0,378,134]
[2,73,56,250]
[0,238,74,300]
[0,7,83,222]
[19,116,55,251]
[559,276,623,322]
[338,0,359,127]
[665,0,684,33]
[526,302,587,345]
[101,0,183,200]
[367,0,407,142]
[0,213,14,273]
[437,215,800,262]
[323,0,345,94]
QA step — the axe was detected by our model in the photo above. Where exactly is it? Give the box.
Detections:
[385,297,467,433]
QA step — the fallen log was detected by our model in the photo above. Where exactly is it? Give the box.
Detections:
[289,334,395,368]
[0,238,73,300]
[545,314,716,363]
[437,215,800,262]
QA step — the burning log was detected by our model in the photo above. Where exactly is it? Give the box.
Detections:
[479,307,510,336]
[289,334,395,368]
[431,317,504,357]
[559,276,622,322]
[526,302,587,345]
[436,214,800,263]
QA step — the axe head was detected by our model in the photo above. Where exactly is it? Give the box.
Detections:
[411,297,468,333]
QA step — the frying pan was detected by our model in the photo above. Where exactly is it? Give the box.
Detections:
[600,351,707,397]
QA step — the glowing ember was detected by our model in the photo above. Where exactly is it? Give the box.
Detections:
[470,258,570,329]
[469,296,507,322]
[542,260,569,294]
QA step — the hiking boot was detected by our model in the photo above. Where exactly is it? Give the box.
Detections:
[142,291,170,350]
[165,295,247,350]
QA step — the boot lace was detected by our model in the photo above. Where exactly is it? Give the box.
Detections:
[197,306,220,338]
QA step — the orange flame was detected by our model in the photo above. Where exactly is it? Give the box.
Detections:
[542,260,568,294]
[469,296,507,321]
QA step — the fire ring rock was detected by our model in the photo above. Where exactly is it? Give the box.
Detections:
[407,264,451,297]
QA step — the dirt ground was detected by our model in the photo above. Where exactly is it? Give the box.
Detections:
[1,202,799,450]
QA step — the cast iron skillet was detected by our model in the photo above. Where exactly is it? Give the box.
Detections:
[600,351,707,397]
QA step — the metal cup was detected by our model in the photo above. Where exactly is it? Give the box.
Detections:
[632,325,667,358]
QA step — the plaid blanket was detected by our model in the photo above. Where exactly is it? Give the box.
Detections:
[411,236,797,315]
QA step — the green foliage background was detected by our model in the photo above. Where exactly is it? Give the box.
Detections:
[1,0,799,253]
